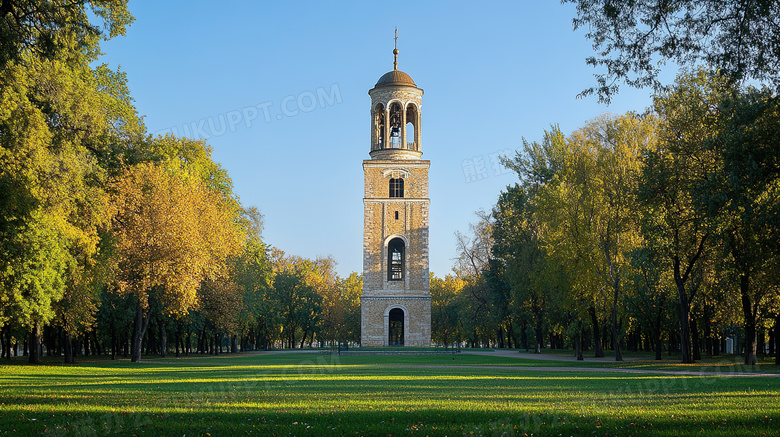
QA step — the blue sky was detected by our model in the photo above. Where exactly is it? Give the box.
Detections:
[98,1,672,277]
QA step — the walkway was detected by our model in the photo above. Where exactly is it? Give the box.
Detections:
[459,349,780,377]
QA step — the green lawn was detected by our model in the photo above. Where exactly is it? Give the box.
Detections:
[1,352,778,436]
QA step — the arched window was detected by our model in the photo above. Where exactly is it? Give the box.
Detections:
[389,178,404,198]
[374,103,385,149]
[389,102,402,148]
[405,104,417,150]
[387,238,405,281]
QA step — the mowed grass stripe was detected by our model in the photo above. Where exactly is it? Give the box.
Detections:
[1,353,778,436]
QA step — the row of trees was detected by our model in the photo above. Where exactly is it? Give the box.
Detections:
[0,1,361,364]
[432,70,779,365]
[428,0,780,366]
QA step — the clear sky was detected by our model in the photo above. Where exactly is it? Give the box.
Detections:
[98,1,672,278]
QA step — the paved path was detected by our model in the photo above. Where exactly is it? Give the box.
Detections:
[458,349,780,377]
[463,349,636,362]
[236,349,779,377]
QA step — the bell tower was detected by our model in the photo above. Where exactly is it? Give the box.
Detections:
[361,32,431,347]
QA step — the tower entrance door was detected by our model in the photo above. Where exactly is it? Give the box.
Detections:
[388,308,404,346]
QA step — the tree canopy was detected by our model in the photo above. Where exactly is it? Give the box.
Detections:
[565,0,780,102]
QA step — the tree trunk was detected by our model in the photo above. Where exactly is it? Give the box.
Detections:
[739,272,758,365]
[83,333,90,356]
[589,306,604,358]
[612,305,623,361]
[575,320,584,360]
[674,271,693,363]
[145,316,154,355]
[1,328,6,359]
[653,308,663,360]
[691,317,702,361]
[28,321,42,364]
[654,330,663,361]
[775,314,780,365]
[111,328,116,360]
[521,319,529,352]
[63,331,74,364]
[159,320,167,358]
[131,303,150,363]
[92,331,102,356]
[534,321,542,354]
[299,330,308,349]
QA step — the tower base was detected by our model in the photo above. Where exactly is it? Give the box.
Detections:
[360,295,431,347]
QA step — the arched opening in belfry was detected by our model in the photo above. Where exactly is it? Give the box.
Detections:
[389,177,404,198]
[387,237,405,281]
[388,308,404,346]
[405,103,417,150]
[389,102,403,148]
[374,103,385,149]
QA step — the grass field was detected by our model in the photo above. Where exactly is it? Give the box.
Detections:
[1,352,779,436]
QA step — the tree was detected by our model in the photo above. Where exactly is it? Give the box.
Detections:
[697,81,780,365]
[109,162,243,362]
[565,0,780,102]
[452,211,502,347]
[0,53,140,364]
[516,114,655,360]
[270,257,323,348]
[232,210,273,352]
[198,275,244,352]
[492,184,550,354]
[0,0,133,69]
[330,273,362,345]
[627,247,674,360]
[430,273,464,347]
[453,210,493,278]
[639,71,725,363]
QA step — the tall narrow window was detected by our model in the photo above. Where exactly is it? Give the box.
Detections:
[389,103,402,148]
[405,104,417,150]
[389,178,404,198]
[387,238,405,281]
[375,103,385,149]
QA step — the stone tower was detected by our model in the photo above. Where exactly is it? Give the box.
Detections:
[361,38,431,347]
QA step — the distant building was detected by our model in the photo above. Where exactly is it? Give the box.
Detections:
[360,40,431,347]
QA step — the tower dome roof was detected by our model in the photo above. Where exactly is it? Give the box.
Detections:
[375,69,417,87]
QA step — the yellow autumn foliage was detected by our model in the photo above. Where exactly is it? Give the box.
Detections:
[110,162,243,315]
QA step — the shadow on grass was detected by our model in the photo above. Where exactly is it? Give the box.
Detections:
[2,407,777,436]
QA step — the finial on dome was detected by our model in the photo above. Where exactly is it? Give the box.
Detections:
[393,27,398,70]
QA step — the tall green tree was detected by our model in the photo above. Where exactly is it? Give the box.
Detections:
[639,71,725,363]
[0,0,133,69]
[0,57,140,363]
[518,114,655,361]
[565,0,780,102]
[698,82,780,365]
[270,257,324,348]
[430,273,464,347]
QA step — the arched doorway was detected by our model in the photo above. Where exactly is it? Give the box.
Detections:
[388,308,404,346]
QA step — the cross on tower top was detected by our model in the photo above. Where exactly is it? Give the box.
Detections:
[393,27,399,70]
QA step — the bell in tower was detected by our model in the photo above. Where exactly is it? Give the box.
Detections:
[361,30,431,347]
